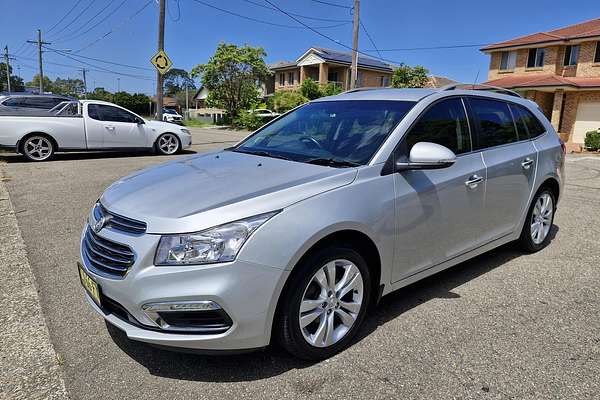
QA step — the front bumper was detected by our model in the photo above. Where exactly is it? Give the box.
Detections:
[79,224,289,351]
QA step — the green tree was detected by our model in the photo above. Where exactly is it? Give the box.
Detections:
[322,81,343,97]
[87,87,113,102]
[163,68,196,96]
[52,77,85,97]
[112,91,150,115]
[0,63,25,92]
[300,77,322,100]
[390,64,430,88]
[272,90,308,113]
[26,74,55,93]
[191,43,271,118]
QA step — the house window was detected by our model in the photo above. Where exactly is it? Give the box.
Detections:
[287,72,295,85]
[327,71,339,83]
[527,48,545,68]
[357,71,364,87]
[279,73,285,86]
[563,45,579,66]
[379,76,389,86]
[499,51,517,70]
[595,42,600,63]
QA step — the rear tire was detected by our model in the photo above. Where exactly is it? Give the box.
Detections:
[276,246,371,360]
[518,188,556,252]
[20,135,55,162]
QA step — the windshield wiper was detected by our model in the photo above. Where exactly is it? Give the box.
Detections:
[304,158,360,168]
[230,148,292,161]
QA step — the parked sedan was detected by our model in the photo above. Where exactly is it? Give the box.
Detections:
[161,108,183,124]
[78,87,564,360]
[250,108,281,119]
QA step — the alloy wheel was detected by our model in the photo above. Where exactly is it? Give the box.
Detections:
[530,192,553,244]
[299,259,364,348]
[158,134,179,154]
[23,136,53,161]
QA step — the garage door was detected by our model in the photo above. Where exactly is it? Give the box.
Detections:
[573,102,600,144]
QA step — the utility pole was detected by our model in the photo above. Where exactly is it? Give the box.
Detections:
[350,0,360,89]
[156,0,166,121]
[117,77,120,92]
[27,29,51,93]
[3,46,12,93]
[185,85,189,120]
[81,68,88,99]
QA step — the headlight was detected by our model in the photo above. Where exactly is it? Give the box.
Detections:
[181,128,191,135]
[154,211,278,266]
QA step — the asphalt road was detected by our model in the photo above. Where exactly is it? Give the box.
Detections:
[1,133,599,399]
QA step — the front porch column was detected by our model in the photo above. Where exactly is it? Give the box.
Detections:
[319,63,328,85]
[300,66,306,83]
[550,89,564,131]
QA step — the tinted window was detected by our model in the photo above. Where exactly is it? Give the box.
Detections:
[509,104,529,139]
[470,98,518,149]
[3,98,24,107]
[236,100,414,166]
[97,105,137,123]
[23,97,62,109]
[520,106,546,138]
[404,98,471,155]
[87,104,101,120]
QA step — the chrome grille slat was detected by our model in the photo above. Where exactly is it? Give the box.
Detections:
[93,202,146,234]
[82,228,135,278]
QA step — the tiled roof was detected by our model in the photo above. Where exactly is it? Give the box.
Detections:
[270,47,394,71]
[484,74,600,89]
[481,17,600,51]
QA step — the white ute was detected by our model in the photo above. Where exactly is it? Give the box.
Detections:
[0,100,192,161]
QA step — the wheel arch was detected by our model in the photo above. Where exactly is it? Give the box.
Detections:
[153,131,181,149]
[17,131,59,153]
[537,176,560,204]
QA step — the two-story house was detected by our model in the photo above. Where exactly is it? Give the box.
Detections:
[481,17,600,149]
[270,47,394,93]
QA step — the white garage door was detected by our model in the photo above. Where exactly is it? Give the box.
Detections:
[573,102,600,144]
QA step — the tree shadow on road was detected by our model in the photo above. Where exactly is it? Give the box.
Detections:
[107,225,559,383]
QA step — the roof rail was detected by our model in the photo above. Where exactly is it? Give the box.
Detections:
[341,86,388,94]
[441,83,523,98]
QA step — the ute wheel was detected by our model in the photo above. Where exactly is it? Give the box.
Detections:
[518,188,556,252]
[154,133,180,155]
[21,135,55,162]
[276,246,371,360]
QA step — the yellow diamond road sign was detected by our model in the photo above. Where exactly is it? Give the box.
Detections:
[150,50,173,75]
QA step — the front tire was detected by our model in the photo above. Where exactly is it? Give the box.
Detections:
[276,246,371,360]
[21,135,55,162]
[154,133,180,155]
[518,188,556,252]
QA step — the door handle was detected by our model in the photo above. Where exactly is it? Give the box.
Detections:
[104,125,115,131]
[465,174,484,189]
[521,158,534,170]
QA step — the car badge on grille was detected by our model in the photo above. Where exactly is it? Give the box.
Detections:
[93,216,110,233]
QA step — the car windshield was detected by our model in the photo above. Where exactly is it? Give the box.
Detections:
[233,100,415,166]
[164,109,177,114]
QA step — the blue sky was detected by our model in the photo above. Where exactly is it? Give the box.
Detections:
[1,0,598,94]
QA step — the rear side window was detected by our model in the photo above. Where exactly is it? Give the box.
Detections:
[520,106,546,138]
[23,97,61,109]
[469,98,518,149]
[404,98,471,155]
[2,98,24,107]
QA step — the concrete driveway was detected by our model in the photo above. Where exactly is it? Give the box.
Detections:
[1,132,599,399]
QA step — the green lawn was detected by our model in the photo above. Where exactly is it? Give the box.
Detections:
[182,119,215,128]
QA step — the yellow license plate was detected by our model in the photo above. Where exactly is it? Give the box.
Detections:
[78,263,101,306]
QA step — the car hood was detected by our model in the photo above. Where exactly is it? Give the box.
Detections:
[100,151,357,234]
[144,119,180,131]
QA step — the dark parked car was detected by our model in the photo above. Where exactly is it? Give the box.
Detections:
[0,94,74,111]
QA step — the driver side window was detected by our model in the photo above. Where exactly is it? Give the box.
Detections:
[404,98,471,155]
[96,104,137,123]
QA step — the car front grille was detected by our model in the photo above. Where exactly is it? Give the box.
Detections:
[82,228,135,278]
[93,202,146,234]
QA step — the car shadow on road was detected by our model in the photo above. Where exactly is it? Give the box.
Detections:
[0,150,197,163]
[106,225,559,383]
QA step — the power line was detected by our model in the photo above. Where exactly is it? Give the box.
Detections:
[363,43,492,52]
[262,0,403,66]
[310,0,353,9]
[190,0,350,29]
[52,0,120,43]
[74,0,154,53]
[168,0,181,22]
[49,0,96,38]
[359,19,381,59]
[46,0,85,33]
[241,0,352,23]
[45,47,155,71]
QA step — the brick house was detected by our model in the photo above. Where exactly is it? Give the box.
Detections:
[480,17,600,148]
[269,47,394,93]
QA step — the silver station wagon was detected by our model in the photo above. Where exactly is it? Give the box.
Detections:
[78,85,565,360]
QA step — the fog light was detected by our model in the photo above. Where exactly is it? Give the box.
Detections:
[142,300,221,312]
[141,301,232,333]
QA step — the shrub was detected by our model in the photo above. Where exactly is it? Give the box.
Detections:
[272,90,308,113]
[322,82,343,97]
[584,130,600,151]
[300,78,322,100]
[233,111,264,131]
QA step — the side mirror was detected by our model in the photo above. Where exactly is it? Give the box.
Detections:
[136,117,145,124]
[395,142,456,171]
